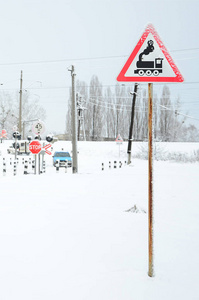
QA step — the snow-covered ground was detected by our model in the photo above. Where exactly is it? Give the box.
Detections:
[0,140,199,300]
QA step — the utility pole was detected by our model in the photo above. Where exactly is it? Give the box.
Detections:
[127,83,138,164]
[19,70,23,134]
[69,65,78,173]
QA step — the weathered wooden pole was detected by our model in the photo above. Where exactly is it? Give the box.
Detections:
[148,82,154,277]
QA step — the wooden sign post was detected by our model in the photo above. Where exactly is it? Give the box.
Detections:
[148,83,154,277]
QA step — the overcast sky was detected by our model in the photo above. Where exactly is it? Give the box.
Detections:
[0,0,199,134]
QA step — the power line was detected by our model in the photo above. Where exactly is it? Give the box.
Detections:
[0,47,199,66]
[86,100,133,112]
[159,105,199,121]
[85,98,199,121]
[0,55,127,66]
[1,81,199,92]
[172,47,199,52]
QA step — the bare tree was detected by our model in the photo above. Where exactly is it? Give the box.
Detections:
[89,75,103,140]
[0,92,13,131]
[65,87,72,139]
[0,91,46,138]
[159,85,174,141]
[66,76,199,142]
[153,93,159,140]
[104,86,114,139]
[140,89,148,140]
[172,96,187,141]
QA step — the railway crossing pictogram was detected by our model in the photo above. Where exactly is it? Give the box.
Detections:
[117,24,184,82]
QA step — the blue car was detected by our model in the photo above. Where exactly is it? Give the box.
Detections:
[53,151,72,167]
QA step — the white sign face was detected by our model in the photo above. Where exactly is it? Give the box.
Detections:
[125,33,176,78]
[32,121,45,135]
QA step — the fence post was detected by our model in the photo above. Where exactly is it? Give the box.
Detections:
[56,160,59,172]
[3,158,6,176]
[24,160,28,175]
[13,161,17,176]
[32,160,35,173]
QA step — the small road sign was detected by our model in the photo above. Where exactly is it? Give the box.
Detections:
[117,24,184,83]
[32,121,45,135]
[115,134,123,158]
[29,140,42,154]
[115,134,123,144]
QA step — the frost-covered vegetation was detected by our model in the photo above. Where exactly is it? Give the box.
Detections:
[66,78,199,142]
[0,140,199,300]
[133,142,199,163]
[0,91,46,138]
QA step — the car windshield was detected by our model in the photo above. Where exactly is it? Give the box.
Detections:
[54,152,70,157]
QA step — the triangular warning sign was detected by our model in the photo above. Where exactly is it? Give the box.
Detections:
[117,24,184,83]
[115,134,123,143]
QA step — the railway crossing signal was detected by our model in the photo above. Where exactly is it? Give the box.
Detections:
[43,143,52,155]
[0,129,7,139]
[117,24,184,83]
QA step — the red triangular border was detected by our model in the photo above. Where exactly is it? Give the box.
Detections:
[117,24,184,83]
[115,134,123,142]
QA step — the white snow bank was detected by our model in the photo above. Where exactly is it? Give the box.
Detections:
[0,141,198,300]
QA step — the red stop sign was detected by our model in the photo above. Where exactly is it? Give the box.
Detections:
[29,140,42,154]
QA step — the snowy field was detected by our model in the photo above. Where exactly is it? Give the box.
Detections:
[0,140,199,300]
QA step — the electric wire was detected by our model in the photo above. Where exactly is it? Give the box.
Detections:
[85,98,199,121]
[0,47,199,66]
[159,105,199,121]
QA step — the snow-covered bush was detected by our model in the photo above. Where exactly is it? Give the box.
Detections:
[166,150,199,163]
[133,143,199,163]
[133,143,167,161]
